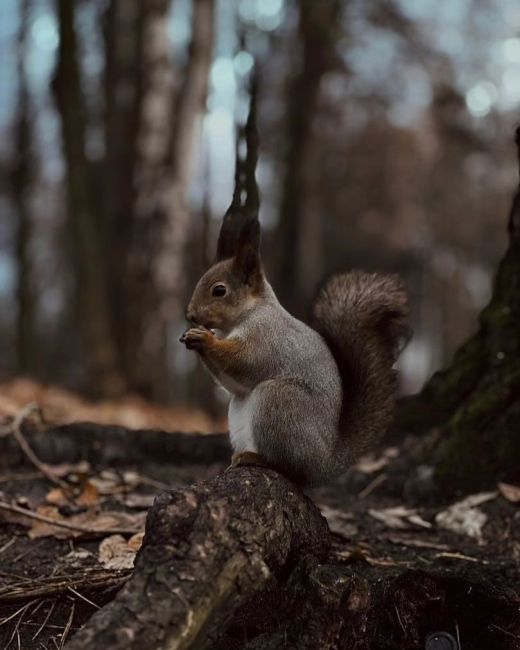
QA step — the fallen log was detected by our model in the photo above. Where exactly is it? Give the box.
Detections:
[0,423,230,470]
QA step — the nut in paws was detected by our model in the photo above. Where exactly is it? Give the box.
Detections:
[180,327,213,350]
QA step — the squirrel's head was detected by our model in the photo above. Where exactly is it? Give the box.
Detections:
[186,215,264,332]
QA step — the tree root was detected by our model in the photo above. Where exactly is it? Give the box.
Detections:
[65,466,330,649]
[63,465,520,650]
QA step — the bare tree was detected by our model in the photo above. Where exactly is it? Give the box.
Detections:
[122,0,215,397]
[393,128,520,492]
[12,0,35,374]
[53,0,123,396]
[275,0,342,317]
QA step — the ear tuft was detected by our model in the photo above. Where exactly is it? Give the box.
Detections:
[216,209,244,261]
[232,218,261,285]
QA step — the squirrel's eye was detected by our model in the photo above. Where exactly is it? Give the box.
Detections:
[211,284,227,297]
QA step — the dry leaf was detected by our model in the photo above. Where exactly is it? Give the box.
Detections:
[368,506,430,530]
[320,505,358,538]
[435,491,496,540]
[45,480,100,507]
[98,533,144,570]
[45,461,91,478]
[122,494,156,509]
[28,507,146,539]
[498,482,520,503]
[45,487,70,506]
[355,447,399,474]
[76,481,100,506]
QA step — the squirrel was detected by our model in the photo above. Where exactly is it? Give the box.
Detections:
[180,214,409,486]
[180,85,409,487]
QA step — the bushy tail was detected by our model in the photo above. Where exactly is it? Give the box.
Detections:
[311,271,410,465]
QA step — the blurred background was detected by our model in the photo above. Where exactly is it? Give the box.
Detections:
[0,0,519,421]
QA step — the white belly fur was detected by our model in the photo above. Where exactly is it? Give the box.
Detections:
[228,395,257,453]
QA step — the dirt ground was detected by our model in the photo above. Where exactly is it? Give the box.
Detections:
[0,421,519,649]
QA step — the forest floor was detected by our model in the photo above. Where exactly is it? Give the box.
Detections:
[0,393,519,648]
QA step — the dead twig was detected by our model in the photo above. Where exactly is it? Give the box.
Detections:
[358,473,387,498]
[3,599,37,648]
[7,403,69,490]
[0,537,16,556]
[32,600,56,641]
[0,600,35,628]
[60,602,75,649]
[0,570,130,604]
[0,501,139,537]
[67,587,100,610]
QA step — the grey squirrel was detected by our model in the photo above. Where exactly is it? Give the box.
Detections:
[180,90,409,487]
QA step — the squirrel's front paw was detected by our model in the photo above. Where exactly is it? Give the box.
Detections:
[180,326,213,351]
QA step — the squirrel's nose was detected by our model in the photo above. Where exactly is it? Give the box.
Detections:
[186,307,195,323]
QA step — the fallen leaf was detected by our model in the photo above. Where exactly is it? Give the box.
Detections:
[121,494,156,509]
[435,551,488,564]
[28,507,146,539]
[45,461,91,478]
[98,533,144,570]
[498,482,520,503]
[45,487,70,506]
[355,447,399,474]
[76,481,101,506]
[368,506,430,530]
[435,491,496,540]
[45,480,100,507]
[320,505,358,538]
[386,535,450,551]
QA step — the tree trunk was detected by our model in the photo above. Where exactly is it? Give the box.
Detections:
[101,0,142,363]
[122,0,215,399]
[392,128,520,492]
[275,0,341,317]
[12,0,35,374]
[65,467,331,650]
[53,0,123,396]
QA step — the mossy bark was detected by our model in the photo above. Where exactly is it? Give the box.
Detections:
[393,129,520,493]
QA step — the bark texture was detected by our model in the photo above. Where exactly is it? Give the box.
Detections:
[53,0,123,396]
[12,0,35,373]
[65,467,331,649]
[122,0,215,398]
[392,128,520,492]
[61,463,520,650]
[275,0,341,317]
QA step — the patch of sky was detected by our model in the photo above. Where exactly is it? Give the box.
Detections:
[210,57,236,112]
[348,29,400,87]
[234,51,254,77]
[437,28,463,56]
[389,66,433,127]
[502,38,520,64]
[35,108,64,183]
[170,0,192,58]
[500,68,520,110]
[503,2,520,28]
[398,0,470,24]
[204,108,235,216]
[26,6,57,95]
[466,81,498,117]
[238,0,284,31]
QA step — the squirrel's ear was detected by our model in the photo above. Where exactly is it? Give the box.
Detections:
[215,209,242,261]
[232,218,261,286]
